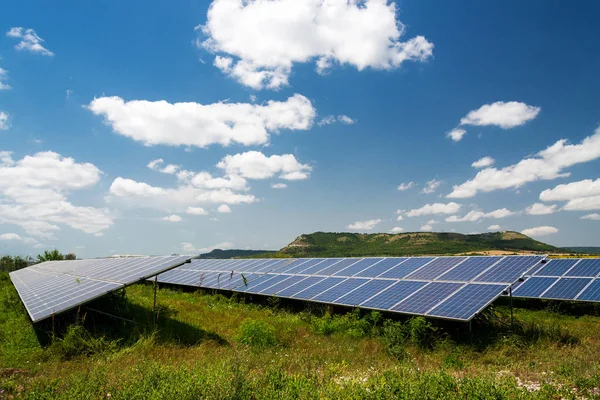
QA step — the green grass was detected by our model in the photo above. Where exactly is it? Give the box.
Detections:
[1,273,600,399]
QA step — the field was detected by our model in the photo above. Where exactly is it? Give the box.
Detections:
[1,272,600,399]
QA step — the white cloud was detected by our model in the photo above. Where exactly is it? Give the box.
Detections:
[147,159,180,174]
[487,224,501,230]
[0,68,10,90]
[525,203,557,215]
[521,226,558,237]
[539,178,600,202]
[445,208,514,222]
[0,233,22,240]
[422,179,442,194]
[460,101,540,129]
[390,227,404,233]
[6,27,54,56]
[271,183,287,189]
[0,112,8,130]
[199,0,434,90]
[186,207,208,215]
[217,204,231,213]
[318,115,337,126]
[0,151,112,238]
[446,128,466,142]
[427,219,439,225]
[318,114,355,126]
[182,241,234,253]
[87,94,315,148]
[562,195,600,211]
[420,224,433,232]
[472,156,495,169]
[397,182,414,191]
[396,215,404,221]
[448,126,600,198]
[406,202,461,217]
[189,171,249,191]
[217,151,311,180]
[66,89,73,99]
[162,214,182,222]
[338,115,355,125]
[581,213,600,221]
[347,219,382,230]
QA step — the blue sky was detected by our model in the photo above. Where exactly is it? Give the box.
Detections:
[1,0,600,258]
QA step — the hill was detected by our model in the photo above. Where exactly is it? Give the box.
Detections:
[274,231,560,257]
[561,247,600,255]
[198,249,275,259]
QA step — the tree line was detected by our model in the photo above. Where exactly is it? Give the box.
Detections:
[0,249,76,273]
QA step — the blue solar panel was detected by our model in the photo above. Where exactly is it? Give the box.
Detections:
[294,277,345,299]
[436,257,502,281]
[378,258,434,279]
[361,281,427,310]
[312,278,369,302]
[275,259,311,273]
[315,259,361,276]
[533,259,578,277]
[353,258,407,278]
[298,258,342,275]
[276,276,324,298]
[542,278,593,300]
[244,274,290,294]
[333,258,382,276]
[427,284,506,320]
[405,257,466,280]
[335,279,396,306]
[564,259,600,277]
[393,282,463,315]
[260,275,306,295]
[474,256,542,283]
[512,277,558,298]
[577,279,600,301]
[285,259,327,274]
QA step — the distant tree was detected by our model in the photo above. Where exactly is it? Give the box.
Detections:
[0,256,14,272]
[13,256,28,270]
[37,249,64,262]
[65,253,76,260]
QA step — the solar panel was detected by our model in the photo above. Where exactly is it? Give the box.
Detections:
[511,277,558,298]
[533,259,579,277]
[10,255,192,323]
[564,259,600,277]
[156,255,545,321]
[540,278,592,300]
[578,280,600,302]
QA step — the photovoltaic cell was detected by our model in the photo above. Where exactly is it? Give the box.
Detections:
[393,282,463,315]
[542,278,592,300]
[578,280,600,302]
[361,281,427,310]
[316,259,361,276]
[564,259,600,278]
[533,259,579,277]
[378,258,434,279]
[312,278,369,302]
[285,259,325,274]
[512,277,558,298]
[260,275,306,295]
[294,277,345,299]
[298,258,342,275]
[335,279,395,306]
[276,276,324,298]
[474,256,541,283]
[437,257,501,282]
[333,258,382,276]
[405,257,466,280]
[427,284,506,320]
[354,258,407,278]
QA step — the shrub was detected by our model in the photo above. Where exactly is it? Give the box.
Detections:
[236,319,277,347]
[49,324,119,360]
[407,317,438,349]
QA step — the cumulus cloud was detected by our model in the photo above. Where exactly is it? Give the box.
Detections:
[0,112,8,130]
[147,159,180,174]
[487,224,501,230]
[446,128,466,142]
[162,214,182,222]
[448,126,600,198]
[397,182,414,191]
[217,204,231,213]
[420,224,433,232]
[0,233,22,240]
[422,179,442,194]
[347,219,382,230]
[6,27,54,56]
[427,219,439,225]
[271,183,287,189]
[562,196,600,211]
[472,156,495,169]
[0,151,112,238]
[182,241,234,253]
[406,202,461,217]
[0,68,10,90]
[317,114,356,126]
[525,203,557,215]
[539,179,600,202]
[521,226,558,237]
[581,213,600,220]
[460,101,540,129]
[217,151,311,180]
[186,207,208,215]
[338,115,355,125]
[445,208,514,222]
[390,227,404,233]
[87,94,315,148]
[198,0,434,89]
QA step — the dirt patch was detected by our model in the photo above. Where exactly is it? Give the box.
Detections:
[0,368,30,378]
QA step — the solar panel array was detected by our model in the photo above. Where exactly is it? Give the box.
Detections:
[157,255,545,321]
[9,255,192,322]
[512,258,600,302]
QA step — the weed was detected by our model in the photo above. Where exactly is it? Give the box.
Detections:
[49,324,119,360]
[236,319,278,347]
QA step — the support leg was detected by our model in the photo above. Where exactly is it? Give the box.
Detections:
[509,286,514,331]
[153,275,158,330]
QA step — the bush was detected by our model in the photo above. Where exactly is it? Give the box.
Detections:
[407,317,438,349]
[310,310,380,338]
[381,320,409,359]
[236,319,277,347]
[49,324,119,360]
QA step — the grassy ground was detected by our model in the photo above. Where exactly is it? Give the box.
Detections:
[1,272,600,399]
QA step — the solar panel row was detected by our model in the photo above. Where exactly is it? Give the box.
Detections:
[10,255,193,322]
[512,258,600,302]
[158,255,544,321]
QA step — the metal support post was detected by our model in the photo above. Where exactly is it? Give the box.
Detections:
[153,275,158,330]
[509,286,514,331]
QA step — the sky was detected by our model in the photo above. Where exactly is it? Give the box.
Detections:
[1,0,600,258]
